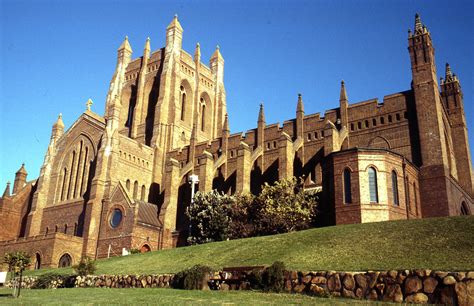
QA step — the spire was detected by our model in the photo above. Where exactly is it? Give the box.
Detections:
[54,113,64,129]
[16,163,27,175]
[339,80,348,102]
[144,37,151,52]
[2,182,11,198]
[223,113,230,133]
[445,63,454,83]
[194,42,201,62]
[297,93,304,113]
[258,103,265,123]
[211,45,224,62]
[118,35,133,53]
[414,13,426,35]
[167,14,183,32]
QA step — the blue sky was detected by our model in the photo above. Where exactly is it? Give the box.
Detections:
[0,0,472,189]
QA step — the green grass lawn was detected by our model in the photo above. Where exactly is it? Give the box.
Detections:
[0,288,393,305]
[27,216,474,277]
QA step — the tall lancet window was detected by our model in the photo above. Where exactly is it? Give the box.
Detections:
[368,167,378,203]
[180,86,186,121]
[201,98,206,131]
[343,168,352,204]
[392,171,399,206]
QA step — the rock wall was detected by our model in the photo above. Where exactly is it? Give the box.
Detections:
[279,270,473,305]
[6,270,473,305]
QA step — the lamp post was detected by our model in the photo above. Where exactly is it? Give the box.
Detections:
[188,174,199,237]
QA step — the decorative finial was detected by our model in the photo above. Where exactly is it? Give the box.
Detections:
[125,35,128,40]
[216,45,220,50]
[340,79,348,102]
[146,36,150,41]
[174,14,178,18]
[86,98,93,111]
[58,113,62,119]
[414,13,423,34]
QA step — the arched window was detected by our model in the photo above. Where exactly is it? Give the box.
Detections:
[406,177,411,211]
[368,167,378,203]
[133,181,138,199]
[180,86,186,121]
[141,185,146,201]
[392,171,399,206]
[343,169,352,204]
[126,179,131,190]
[140,244,151,253]
[64,224,68,234]
[58,254,72,268]
[460,202,469,215]
[35,253,41,270]
[201,98,206,131]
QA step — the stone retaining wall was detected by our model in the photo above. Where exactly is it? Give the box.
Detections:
[6,270,473,305]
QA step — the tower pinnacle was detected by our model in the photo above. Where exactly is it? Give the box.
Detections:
[297,93,304,113]
[258,103,265,123]
[340,80,348,102]
[223,113,230,133]
[118,35,133,52]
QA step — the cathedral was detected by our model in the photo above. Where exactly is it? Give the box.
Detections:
[0,14,472,269]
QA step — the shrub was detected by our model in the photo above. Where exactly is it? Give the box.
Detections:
[247,268,264,290]
[228,193,256,240]
[72,257,96,276]
[261,261,286,292]
[32,273,75,289]
[253,177,318,236]
[173,265,212,290]
[129,248,141,254]
[186,191,233,245]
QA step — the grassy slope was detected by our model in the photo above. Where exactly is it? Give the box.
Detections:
[30,216,474,276]
[0,288,386,305]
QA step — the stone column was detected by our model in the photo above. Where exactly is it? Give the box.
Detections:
[236,142,252,193]
[161,158,181,249]
[278,132,294,180]
[198,151,215,192]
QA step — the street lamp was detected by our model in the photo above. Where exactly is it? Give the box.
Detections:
[188,174,199,204]
[188,174,199,238]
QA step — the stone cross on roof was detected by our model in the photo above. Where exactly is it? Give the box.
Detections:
[86,98,93,111]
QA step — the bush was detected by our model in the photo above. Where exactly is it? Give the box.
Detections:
[228,193,256,240]
[246,261,286,292]
[32,273,75,289]
[186,191,233,245]
[129,248,141,254]
[173,265,212,290]
[72,257,96,276]
[247,268,264,290]
[253,178,318,236]
[261,261,286,292]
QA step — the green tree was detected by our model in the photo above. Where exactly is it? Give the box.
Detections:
[253,177,318,235]
[4,252,31,298]
[186,190,233,245]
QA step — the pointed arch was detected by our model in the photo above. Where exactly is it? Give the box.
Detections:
[179,80,193,125]
[368,167,378,203]
[199,92,213,134]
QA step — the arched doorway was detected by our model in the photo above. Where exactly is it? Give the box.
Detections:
[460,201,470,215]
[140,244,151,253]
[35,253,41,270]
[58,254,72,268]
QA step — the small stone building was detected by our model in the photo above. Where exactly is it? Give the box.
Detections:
[0,14,472,269]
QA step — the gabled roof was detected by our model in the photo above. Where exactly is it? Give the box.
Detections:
[135,200,161,227]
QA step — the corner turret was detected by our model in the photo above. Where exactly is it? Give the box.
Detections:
[296,94,304,139]
[2,181,11,198]
[166,15,183,52]
[13,164,27,194]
